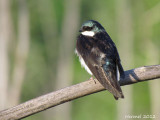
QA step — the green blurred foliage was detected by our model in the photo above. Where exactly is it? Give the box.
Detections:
[9,0,160,119]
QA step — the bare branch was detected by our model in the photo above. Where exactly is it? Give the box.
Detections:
[0,65,160,120]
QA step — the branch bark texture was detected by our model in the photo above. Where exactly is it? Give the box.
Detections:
[0,65,160,120]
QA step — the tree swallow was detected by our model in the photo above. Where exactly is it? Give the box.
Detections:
[75,20,125,100]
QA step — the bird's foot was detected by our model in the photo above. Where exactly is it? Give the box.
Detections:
[90,76,96,84]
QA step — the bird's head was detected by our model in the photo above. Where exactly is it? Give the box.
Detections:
[79,20,105,37]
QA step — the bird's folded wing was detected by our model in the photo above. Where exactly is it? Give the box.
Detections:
[87,58,124,99]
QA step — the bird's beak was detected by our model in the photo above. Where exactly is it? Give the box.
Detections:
[79,28,83,32]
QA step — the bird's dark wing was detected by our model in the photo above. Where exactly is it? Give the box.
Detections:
[85,51,124,99]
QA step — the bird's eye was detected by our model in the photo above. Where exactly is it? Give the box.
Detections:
[83,26,93,31]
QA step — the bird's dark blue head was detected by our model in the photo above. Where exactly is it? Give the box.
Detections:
[79,20,105,36]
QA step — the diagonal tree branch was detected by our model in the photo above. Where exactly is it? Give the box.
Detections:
[0,65,160,120]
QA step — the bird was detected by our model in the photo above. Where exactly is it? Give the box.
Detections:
[75,20,125,100]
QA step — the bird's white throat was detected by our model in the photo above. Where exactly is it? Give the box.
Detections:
[81,31,95,37]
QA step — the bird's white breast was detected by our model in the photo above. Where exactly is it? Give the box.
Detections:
[75,49,92,75]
